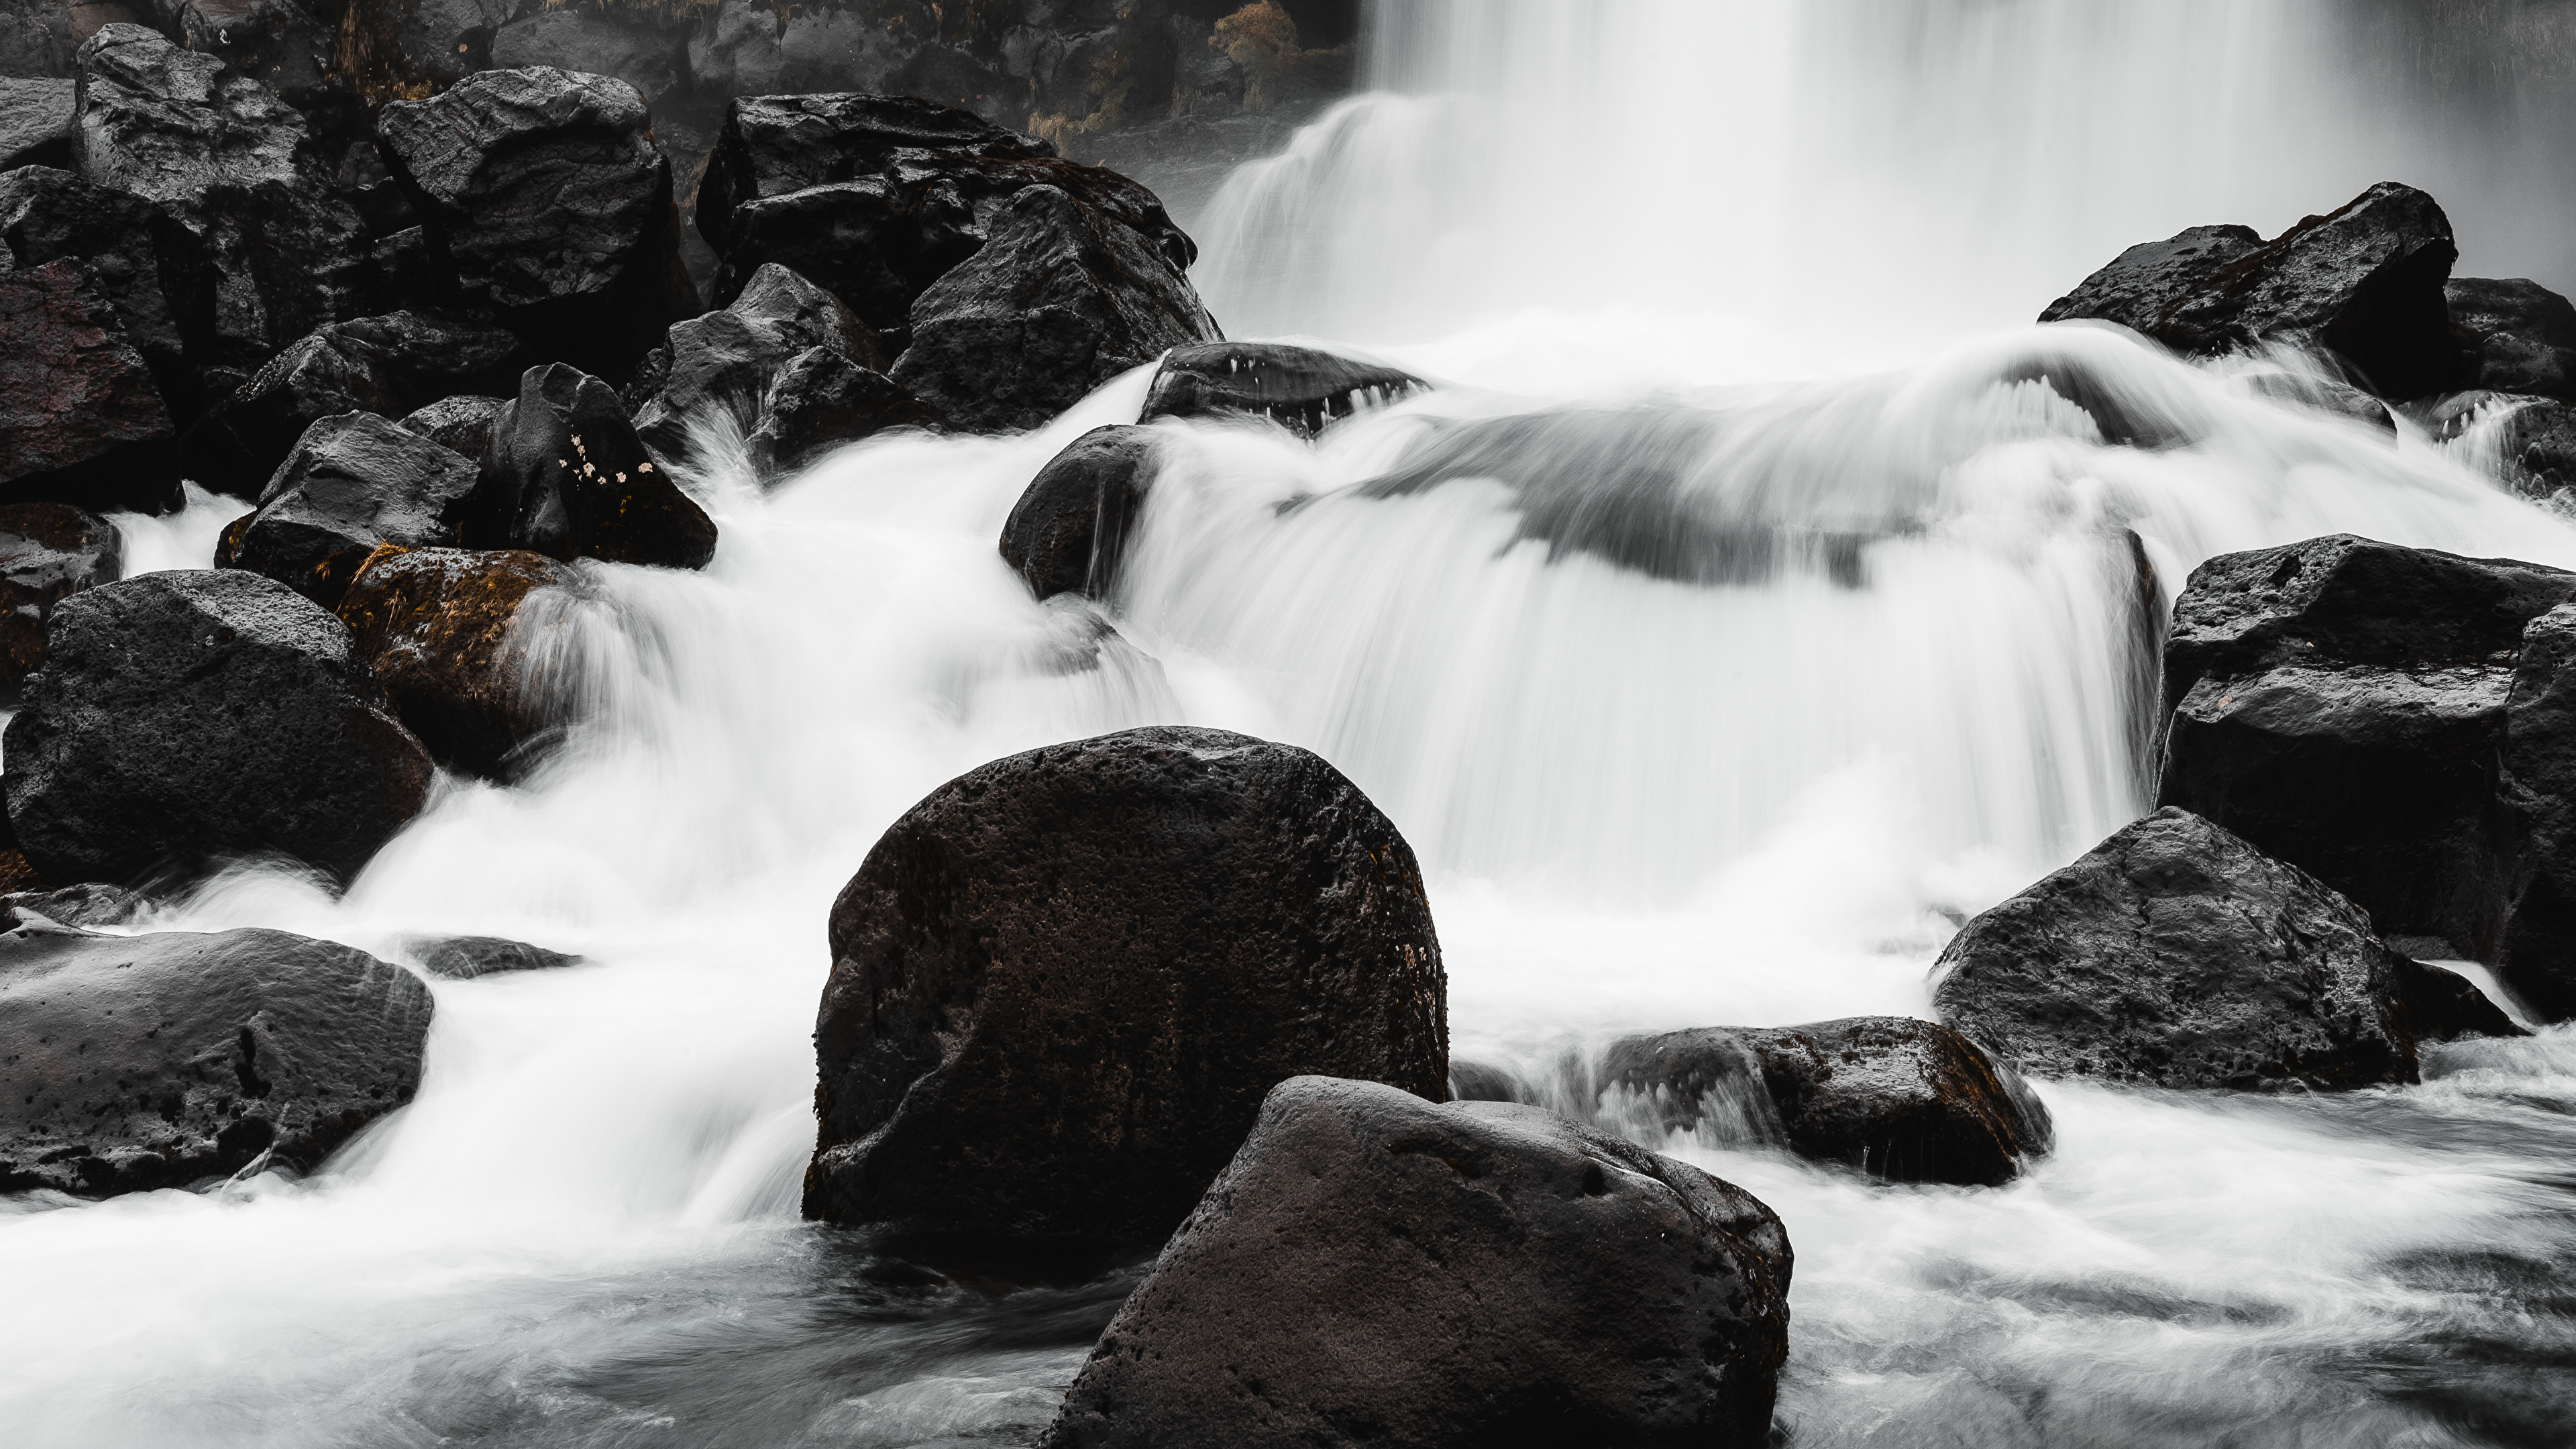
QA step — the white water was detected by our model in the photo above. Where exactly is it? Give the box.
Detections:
[13,1,2576,1444]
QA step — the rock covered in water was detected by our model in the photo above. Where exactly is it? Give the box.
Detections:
[2,569,433,886]
[0,165,217,421]
[473,362,716,569]
[1040,1075,1792,1449]
[1601,1016,2052,1187]
[0,927,431,1197]
[0,76,72,170]
[403,932,582,979]
[377,65,698,381]
[629,261,904,464]
[2157,534,2574,959]
[0,500,119,699]
[743,344,940,476]
[1933,808,2455,1089]
[998,423,1159,600]
[1140,341,1424,437]
[0,257,177,512]
[334,544,574,777]
[2447,277,2576,404]
[229,412,481,608]
[806,726,1448,1246]
[891,184,1222,434]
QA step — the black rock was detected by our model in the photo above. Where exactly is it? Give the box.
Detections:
[2039,224,2262,337]
[2493,398,2576,502]
[1933,808,2434,1090]
[699,92,1053,255]
[229,412,481,608]
[474,362,716,570]
[743,345,938,477]
[1446,1058,1521,1102]
[0,879,138,932]
[2447,277,2576,404]
[629,260,887,462]
[2239,369,2396,435]
[2157,534,2574,957]
[384,0,508,88]
[1601,1016,2053,1187]
[396,394,507,463]
[166,0,333,106]
[2498,602,2576,1018]
[488,9,688,105]
[892,184,1222,434]
[0,927,431,1197]
[806,726,1448,1247]
[178,311,523,499]
[1040,1076,1792,1449]
[404,932,582,979]
[2393,956,2528,1042]
[1140,341,1424,437]
[2,569,434,886]
[0,500,120,700]
[376,65,698,382]
[998,423,1157,600]
[0,165,219,421]
[333,544,576,777]
[0,76,72,170]
[0,258,178,513]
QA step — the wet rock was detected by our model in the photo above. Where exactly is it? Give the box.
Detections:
[2,569,433,885]
[0,926,431,1197]
[629,260,888,462]
[998,423,1157,600]
[1933,807,2428,1090]
[2447,277,2576,404]
[743,344,938,476]
[697,91,1055,257]
[1040,1075,1791,1449]
[0,165,218,421]
[0,879,138,931]
[0,500,120,699]
[1446,1057,1521,1102]
[2043,184,2463,400]
[1601,1016,2052,1187]
[806,726,1448,1246]
[178,311,523,499]
[892,184,1222,434]
[2157,534,2574,958]
[2498,602,2576,1018]
[229,412,480,608]
[488,9,688,105]
[386,0,512,89]
[0,258,178,513]
[1140,341,1424,437]
[334,544,574,777]
[472,362,716,570]
[0,76,73,170]
[2493,397,2576,502]
[396,393,507,463]
[165,0,334,105]
[2394,956,2527,1042]
[403,932,581,979]
[2237,369,2396,435]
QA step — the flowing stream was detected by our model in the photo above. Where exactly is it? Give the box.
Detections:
[11,2,2576,1445]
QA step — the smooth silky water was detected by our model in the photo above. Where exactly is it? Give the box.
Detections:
[11,3,2576,1445]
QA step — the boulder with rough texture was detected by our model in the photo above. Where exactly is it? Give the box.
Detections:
[403,932,582,979]
[2039,224,2263,337]
[0,927,431,1197]
[1141,341,1424,437]
[229,412,481,608]
[472,362,716,570]
[628,260,888,462]
[2,569,433,885]
[0,76,74,170]
[2493,398,2576,502]
[0,500,119,699]
[998,423,1157,599]
[2157,534,2574,958]
[806,726,1448,1246]
[1601,1016,2052,1187]
[2448,277,2576,404]
[396,393,507,462]
[0,258,176,511]
[1933,808,2434,1090]
[377,65,698,381]
[0,880,139,932]
[178,311,524,498]
[2498,602,2576,1018]
[335,543,574,776]
[742,344,937,476]
[1041,1075,1791,1449]
[0,165,217,420]
[487,8,687,105]
[892,184,1221,433]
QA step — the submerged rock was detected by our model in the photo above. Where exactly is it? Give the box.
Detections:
[0,927,431,1197]
[0,257,177,512]
[1041,1075,1792,1449]
[0,500,121,699]
[999,424,1159,600]
[404,933,582,979]
[472,362,716,570]
[806,726,1448,1247]
[1601,1016,2052,1187]
[230,412,481,608]
[334,544,574,777]
[1140,341,1424,437]
[2447,277,2576,404]
[2,570,433,886]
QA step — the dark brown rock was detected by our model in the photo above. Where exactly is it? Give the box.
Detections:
[0,500,119,700]
[334,543,574,777]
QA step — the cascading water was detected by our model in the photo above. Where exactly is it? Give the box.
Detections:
[9,2,2576,1445]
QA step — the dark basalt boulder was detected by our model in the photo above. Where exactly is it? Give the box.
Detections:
[2448,277,2576,404]
[1600,1016,2051,1187]
[334,543,574,777]
[0,926,431,1197]
[743,344,938,477]
[0,166,218,421]
[397,393,507,462]
[2157,535,2574,958]
[1140,341,1424,437]
[2042,184,2463,400]
[2393,955,2527,1042]
[384,0,511,89]
[2,569,434,886]
[403,932,582,979]
[487,8,688,105]
[999,423,1158,600]
[0,76,74,171]
[806,726,1448,1247]
[2497,602,2576,1018]
[698,93,1055,254]
[472,362,716,570]
[164,0,334,106]
[2493,398,2576,502]
[629,260,888,462]
[178,311,525,499]
[229,412,481,608]
[0,258,178,513]
[1040,1075,1791,1449]
[1933,808,2448,1090]
[892,184,1222,434]
[0,880,139,932]
[0,500,120,700]
[376,65,698,382]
